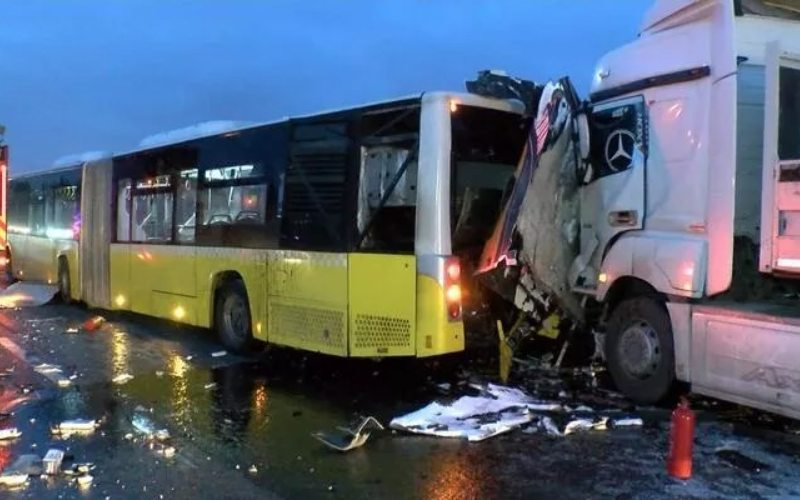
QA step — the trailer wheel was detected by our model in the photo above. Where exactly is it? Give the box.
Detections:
[606,296,675,404]
[214,279,252,353]
[58,258,72,303]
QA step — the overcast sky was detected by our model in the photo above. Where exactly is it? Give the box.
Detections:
[0,0,648,172]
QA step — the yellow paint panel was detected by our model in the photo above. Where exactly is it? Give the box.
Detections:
[348,253,416,357]
[268,251,347,356]
[24,235,57,282]
[416,274,464,357]
[109,244,130,311]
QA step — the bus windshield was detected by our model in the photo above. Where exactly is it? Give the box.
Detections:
[450,105,528,263]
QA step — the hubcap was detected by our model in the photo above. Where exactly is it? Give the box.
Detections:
[617,319,661,379]
[223,295,248,341]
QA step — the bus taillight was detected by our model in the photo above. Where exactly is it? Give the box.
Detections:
[445,257,462,321]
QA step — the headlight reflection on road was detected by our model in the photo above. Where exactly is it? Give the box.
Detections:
[111,329,129,377]
[169,354,190,427]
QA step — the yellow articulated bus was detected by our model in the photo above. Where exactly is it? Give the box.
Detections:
[8,92,527,356]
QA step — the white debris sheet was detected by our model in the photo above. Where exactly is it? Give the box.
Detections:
[0,283,58,308]
[389,384,562,442]
[390,384,644,441]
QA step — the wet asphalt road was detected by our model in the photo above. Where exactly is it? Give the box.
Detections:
[0,302,797,499]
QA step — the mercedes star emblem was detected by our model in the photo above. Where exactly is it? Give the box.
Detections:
[604,129,636,172]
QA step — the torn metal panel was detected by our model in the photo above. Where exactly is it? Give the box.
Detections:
[476,77,584,322]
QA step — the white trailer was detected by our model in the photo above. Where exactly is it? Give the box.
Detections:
[568,0,800,417]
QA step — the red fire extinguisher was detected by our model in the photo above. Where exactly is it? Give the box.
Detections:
[667,396,695,479]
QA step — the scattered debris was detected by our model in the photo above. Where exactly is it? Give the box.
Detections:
[0,427,22,440]
[155,371,164,377]
[76,474,93,488]
[52,419,97,436]
[211,350,227,358]
[563,416,608,435]
[248,465,258,475]
[185,355,194,361]
[0,283,59,308]
[132,413,170,441]
[716,449,772,473]
[33,363,62,375]
[3,454,43,476]
[313,416,385,452]
[112,373,134,385]
[57,378,71,388]
[204,382,217,390]
[43,449,65,475]
[0,473,28,488]
[613,418,644,428]
[65,327,79,334]
[390,384,560,441]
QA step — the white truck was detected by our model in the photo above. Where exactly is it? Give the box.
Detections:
[481,0,800,419]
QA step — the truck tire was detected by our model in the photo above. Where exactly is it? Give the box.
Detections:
[214,279,252,353]
[606,296,675,404]
[58,259,72,303]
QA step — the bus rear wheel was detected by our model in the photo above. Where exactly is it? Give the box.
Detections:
[215,279,252,353]
[605,296,675,404]
[58,259,72,303]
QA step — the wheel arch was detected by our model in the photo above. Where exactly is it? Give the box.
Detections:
[208,270,247,328]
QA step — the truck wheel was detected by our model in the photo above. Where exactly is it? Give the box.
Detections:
[606,297,675,404]
[214,279,252,353]
[58,259,72,303]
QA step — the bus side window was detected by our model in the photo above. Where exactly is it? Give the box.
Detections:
[176,169,197,243]
[116,179,132,242]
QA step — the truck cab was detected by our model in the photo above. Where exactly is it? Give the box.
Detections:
[575,0,800,417]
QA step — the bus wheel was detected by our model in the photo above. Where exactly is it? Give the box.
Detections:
[215,279,252,353]
[605,296,675,404]
[58,259,72,303]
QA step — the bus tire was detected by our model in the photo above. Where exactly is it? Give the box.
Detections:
[214,279,252,353]
[605,296,675,404]
[58,258,72,303]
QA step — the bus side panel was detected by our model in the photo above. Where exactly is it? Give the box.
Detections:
[195,247,266,339]
[109,243,131,311]
[25,235,57,283]
[416,275,464,357]
[348,253,416,357]
[8,232,27,279]
[128,245,197,324]
[267,251,348,356]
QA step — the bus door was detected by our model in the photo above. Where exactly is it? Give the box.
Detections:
[350,143,419,357]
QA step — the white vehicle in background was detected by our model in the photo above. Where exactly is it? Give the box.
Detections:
[566,0,800,417]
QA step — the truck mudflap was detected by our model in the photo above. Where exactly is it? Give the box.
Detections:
[691,303,800,420]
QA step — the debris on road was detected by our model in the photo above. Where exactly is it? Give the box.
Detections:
[716,448,772,473]
[313,416,384,452]
[132,413,170,441]
[211,350,227,358]
[76,474,93,488]
[51,419,98,436]
[390,384,556,441]
[613,418,644,428]
[204,382,217,390]
[43,449,65,475]
[0,283,58,308]
[0,473,28,488]
[65,327,79,334]
[57,378,71,388]
[248,465,258,475]
[33,363,62,375]
[0,427,22,440]
[112,373,134,385]
[3,454,43,476]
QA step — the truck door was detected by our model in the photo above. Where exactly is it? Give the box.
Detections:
[760,44,800,274]
[575,97,647,285]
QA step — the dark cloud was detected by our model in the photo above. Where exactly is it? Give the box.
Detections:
[0,0,647,171]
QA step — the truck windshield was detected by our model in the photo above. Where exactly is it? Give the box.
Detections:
[450,105,528,260]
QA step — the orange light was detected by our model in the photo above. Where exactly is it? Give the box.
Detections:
[446,284,461,303]
[0,256,8,267]
[449,100,458,113]
[598,273,608,284]
[446,262,461,281]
